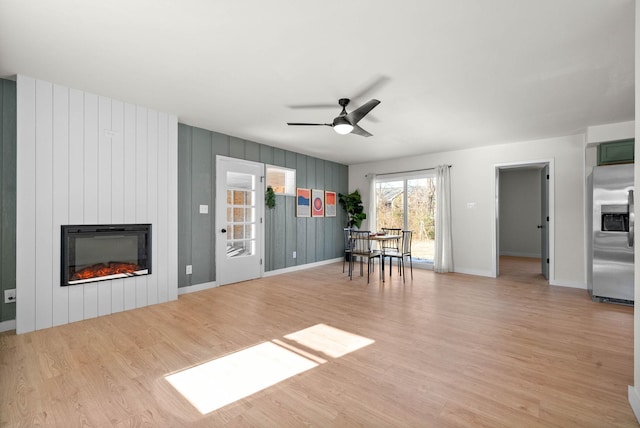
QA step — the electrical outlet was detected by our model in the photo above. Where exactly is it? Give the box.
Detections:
[4,289,16,304]
[186,265,193,275]
[292,251,297,259]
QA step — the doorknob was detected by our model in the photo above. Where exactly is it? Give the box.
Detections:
[537,225,544,229]
[221,228,227,233]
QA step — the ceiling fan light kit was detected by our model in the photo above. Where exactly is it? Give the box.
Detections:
[333,116,354,135]
[287,98,380,137]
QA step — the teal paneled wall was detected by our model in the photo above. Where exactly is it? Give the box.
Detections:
[178,123,348,287]
[0,79,16,322]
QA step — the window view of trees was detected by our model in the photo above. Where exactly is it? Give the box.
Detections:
[375,177,436,262]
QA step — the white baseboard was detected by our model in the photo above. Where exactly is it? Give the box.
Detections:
[0,319,16,333]
[178,280,218,295]
[499,252,541,258]
[549,279,587,290]
[264,257,343,277]
[628,386,640,423]
[177,258,344,294]
[453,268,495,278]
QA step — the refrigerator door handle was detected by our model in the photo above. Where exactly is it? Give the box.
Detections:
[629,189,634,248]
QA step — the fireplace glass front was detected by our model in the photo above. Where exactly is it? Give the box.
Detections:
[61,224,151,286]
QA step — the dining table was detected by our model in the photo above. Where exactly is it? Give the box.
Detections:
[369,233,402,276]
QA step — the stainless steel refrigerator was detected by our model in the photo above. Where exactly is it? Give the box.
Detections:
[587,163,634,303]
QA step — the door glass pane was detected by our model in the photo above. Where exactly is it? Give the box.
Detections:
[375,180,404,230]
[407,178,436,262]
[233,207,245,222]
[376,176,436,263]
[226,172,255,258]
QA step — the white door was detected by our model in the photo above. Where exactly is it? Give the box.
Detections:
[215,156,264,286]
[540,165,550,280]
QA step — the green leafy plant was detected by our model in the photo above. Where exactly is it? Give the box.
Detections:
[265,186,276,209]
[338,189,367,228]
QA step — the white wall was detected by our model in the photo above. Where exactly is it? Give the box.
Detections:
[499,169,541,258]
[349,133,585,285]
[16,76,178,334]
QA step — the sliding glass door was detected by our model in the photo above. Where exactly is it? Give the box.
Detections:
[375,173,436,265]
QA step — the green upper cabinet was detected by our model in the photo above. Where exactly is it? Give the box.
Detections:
[597,139,634,165]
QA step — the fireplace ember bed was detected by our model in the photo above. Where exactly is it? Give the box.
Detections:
[61,224,151,286]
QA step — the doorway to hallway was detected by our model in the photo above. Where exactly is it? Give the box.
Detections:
[494,161,553,283]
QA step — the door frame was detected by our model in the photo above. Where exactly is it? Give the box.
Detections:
[215,155,265,286]
[492,159,554,282]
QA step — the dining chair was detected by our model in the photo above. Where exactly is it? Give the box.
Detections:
[349,230,383,283]
[380,227,401,273]
[383,230,413,282]
[343,227,353,274]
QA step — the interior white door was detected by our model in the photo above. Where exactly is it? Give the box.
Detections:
[215,156,264,286]
[540,165,549,280]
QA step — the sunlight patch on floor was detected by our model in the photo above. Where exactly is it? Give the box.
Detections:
[164,324,374,414]
[284,323,375,358]
[165,341,318,414]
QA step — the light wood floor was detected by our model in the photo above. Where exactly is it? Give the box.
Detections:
[1,257,637,427]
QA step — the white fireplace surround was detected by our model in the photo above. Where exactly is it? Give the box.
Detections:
[16,76,178,334]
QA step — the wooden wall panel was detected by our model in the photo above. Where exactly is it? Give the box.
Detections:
[97,96,113,317]
[245,141,260,162]
[134,107,149,308]
[272,196,286,270]
[122,104,137,311]
[296,153,308,265]
[34,80,54,330]
[285,151,297,268]
[51,84,70,326]
[177,124,192,287]
[156,113,169,303]
[229,137,245,159]
[16,76,178,333]
[110,101,125,313]
[273,148,285,167]
[166,118,179,301]
[84,93,99,224]
[98,96,112,225]
[67,88,85,323]
[111,101,125,224]
[16,76,37,333]
[0,79,17,323]
[191,128,213,285]
[146,111,159,306]
[260,145,274,165]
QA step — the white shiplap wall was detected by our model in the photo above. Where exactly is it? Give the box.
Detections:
[16,76,178,333]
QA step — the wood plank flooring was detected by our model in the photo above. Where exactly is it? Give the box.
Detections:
[1,257,637,427]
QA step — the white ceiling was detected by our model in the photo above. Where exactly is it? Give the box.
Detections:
[0,0,634,165]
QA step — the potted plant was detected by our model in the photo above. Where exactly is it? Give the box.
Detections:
[265,185,276,209]
[338,190,367,229]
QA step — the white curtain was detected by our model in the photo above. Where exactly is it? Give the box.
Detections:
[367,173,377,233]
[434,165,453,273]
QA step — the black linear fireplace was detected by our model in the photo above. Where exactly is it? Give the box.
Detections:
[61,224,151,286]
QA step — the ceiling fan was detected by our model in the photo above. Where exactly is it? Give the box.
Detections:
[287,98,380,137]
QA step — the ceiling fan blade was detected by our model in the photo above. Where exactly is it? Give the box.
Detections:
[350,124,373,137]
[287,103,336,109]
[287,122,331,126]
[346,99,380,125]
[351,75,390,101]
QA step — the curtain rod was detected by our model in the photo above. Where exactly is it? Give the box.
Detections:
[366,165,452,178]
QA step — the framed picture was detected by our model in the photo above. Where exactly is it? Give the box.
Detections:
[296,188,311,217]
[325,191,337,217]
[312,189,324,217]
